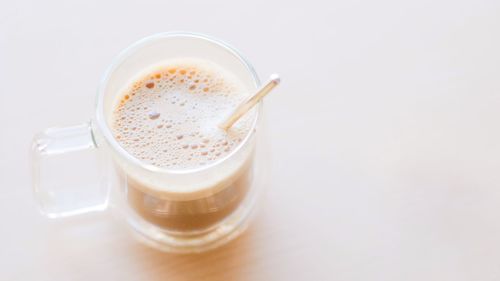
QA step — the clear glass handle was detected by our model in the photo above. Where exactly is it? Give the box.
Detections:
[32,122,110,218]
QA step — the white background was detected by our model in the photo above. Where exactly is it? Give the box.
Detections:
[2,0,500,280]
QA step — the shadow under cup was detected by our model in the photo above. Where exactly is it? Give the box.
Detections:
[94,33,262,252]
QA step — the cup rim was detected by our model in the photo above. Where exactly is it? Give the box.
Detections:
[95,31,262,175]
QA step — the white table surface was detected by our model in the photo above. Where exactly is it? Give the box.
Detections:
[2,0,500,280]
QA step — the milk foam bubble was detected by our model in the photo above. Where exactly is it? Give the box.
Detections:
[112,58,255,169]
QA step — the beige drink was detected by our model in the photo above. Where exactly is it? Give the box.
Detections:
[112,58,256,232]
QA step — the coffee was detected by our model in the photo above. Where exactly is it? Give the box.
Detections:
[112,58,256,232]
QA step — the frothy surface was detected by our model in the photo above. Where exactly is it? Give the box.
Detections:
[112,58,255,169]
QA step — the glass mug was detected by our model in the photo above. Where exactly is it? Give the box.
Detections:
[32,32,263,253]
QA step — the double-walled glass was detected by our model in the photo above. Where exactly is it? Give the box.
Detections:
[32,32,263,253]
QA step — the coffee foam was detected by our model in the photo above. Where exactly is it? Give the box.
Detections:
[112,58,255,170]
